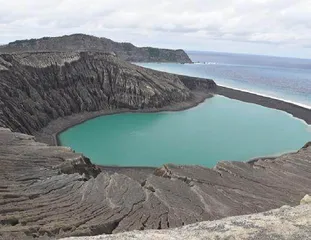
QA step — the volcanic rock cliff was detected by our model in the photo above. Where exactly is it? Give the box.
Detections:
[0,34,192,63]
[0,51,215,136]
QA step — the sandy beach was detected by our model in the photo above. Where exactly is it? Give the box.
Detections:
[216,86,311,125]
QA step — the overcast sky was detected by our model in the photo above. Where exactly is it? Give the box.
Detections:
[1,0,311,58]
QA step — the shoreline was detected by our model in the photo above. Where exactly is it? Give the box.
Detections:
[35,91,212,146]
[216,86,311,125]
[218,84,311,110]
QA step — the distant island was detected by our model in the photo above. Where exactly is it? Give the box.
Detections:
[0,33,192,63]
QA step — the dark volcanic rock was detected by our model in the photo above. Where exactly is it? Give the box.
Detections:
[0,51,215,135]
[0,128,311,239]
[0,34,192,63]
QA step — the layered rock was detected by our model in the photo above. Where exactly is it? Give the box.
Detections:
[0,51,215,135]
[0,34,192,63]
[0,128,311,239]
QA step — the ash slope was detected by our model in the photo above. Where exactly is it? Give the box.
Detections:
[1,128,311,239]
[0,51,215,135]
[0,34,192,63]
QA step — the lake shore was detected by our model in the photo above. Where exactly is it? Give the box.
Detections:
[216,86,311,125]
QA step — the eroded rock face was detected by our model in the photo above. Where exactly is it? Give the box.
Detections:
[0,128,311,239]
[0,51,215,135]
[0,34,192,63]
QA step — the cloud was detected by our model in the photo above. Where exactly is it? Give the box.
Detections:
[0,0,311,56]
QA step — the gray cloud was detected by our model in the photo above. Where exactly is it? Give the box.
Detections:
[0,0,311,55]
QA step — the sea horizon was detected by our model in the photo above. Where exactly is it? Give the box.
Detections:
[135,51,311,111]
[186,50,311,61]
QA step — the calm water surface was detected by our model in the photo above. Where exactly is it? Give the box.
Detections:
[59,96,311,167]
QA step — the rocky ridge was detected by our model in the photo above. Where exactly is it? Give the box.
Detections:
[0,127,311,239]
[0,34,192,63]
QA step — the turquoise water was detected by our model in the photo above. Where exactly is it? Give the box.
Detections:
[59,96,311,167]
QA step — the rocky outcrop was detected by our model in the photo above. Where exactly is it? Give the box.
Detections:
[1,127,311,239]
[300,194,311,205]
[0,51,215,135]
[0,34,192,63]
[62,201,311,240]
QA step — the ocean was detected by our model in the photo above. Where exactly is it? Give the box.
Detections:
[137,51,311,108]
[59,51,311,167]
